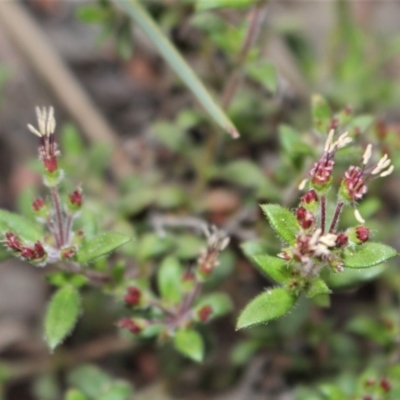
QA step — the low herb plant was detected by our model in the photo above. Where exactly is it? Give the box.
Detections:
[237,127,398,330]
[0,107,232,362]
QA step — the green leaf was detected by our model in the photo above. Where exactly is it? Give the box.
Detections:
[253,254,291,283]
[196,0,257,10]
[158,256,183,303]
[65,389,89,400]
[152,121,186,153]
[279,125,314,160]
[236,287,298,329]
[195,292,233,319]
[0,209,43,241]
[325,265,384,289]
[137,233,174,261]
[306,278,331,298]
[174,329,204,362]
[114,0,239,138]
[312,94,331,133]
[76,5,109,23]
[218,160,268,189]
[45,286,81,350]
[260,204,299,244]
[343,242,397,269]
[98,382,133,400]
[346,114,373,135]
[68,365,112,398]
[174,234,205,260]
[246,61,278,93]
[77,232,131,263]
[241,240,271,258]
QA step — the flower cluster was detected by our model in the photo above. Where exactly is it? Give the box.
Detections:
[282,130,394,281]
[3,107,84,266]
[118,226,230,338]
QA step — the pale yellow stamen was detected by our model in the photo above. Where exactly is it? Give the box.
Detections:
[362,144,372,165]
[354,209,365,224]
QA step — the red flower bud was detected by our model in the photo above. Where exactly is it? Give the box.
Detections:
[356,226,369,243]
[182,271,195,282]
[124,287,141,306]
[69,189,83,207]
[34,241,46,258]
[5,232,22,251]
[32,198,45,212]
[198,305,213,322]
[43,156,58,173]
[380,378,391,393]
[301,190,318,204]
[335,233,348,247]
[296,207,314,229]
[118,318,141,334]
[20,247,36,260]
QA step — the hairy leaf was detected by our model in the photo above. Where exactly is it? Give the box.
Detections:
[45,286,81,350]
[253,254,291,283]
[174,329,204,362]
[0,209,43,241]
[237,287,298,329]
[343,242,397,269]
[261,204,299,244]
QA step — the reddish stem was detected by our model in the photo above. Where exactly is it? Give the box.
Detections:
[329,202,344,233]
[320,195,326,234]
[50,187,65,247]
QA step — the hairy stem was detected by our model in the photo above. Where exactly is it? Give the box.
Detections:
[320,195,326,234]
[50,187,65,247]
[329,202,344,232]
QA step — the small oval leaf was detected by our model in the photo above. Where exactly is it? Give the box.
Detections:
[260,204,299,244]
[174,329,204,362]
[236,287,298,330]
[195,292,233,320]
[45,286,81,350]
[77,232,131,263]
[343,242,397,269]
[0,209,43,241]
[253,254,291,283]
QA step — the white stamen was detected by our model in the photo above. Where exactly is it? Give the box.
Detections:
[28,106,56,137]
[362,144,372,165]
[298,178,308,191]
[310,228,322,246]
[324,129,335,152]
[319,233,337,248]
[354,209,365,224]
[380,165,394,177]
[27,124,42,137]
[371,154,391,175]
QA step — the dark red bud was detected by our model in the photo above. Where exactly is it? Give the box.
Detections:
[34,241,46,258]
[5,232,22,251]
[44,156,58,173]
[124,287,141,306]
[32,198,45,212]
[336,233,348,247]
[20,247,36,260]
[380,378,391,392]
[69,189,83,207]
[118,318,141,334]
[182,271,195,282]
[198,305,213,322]
[301,190,318,204]
[356,226,370,243]
[296,207,314,229]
